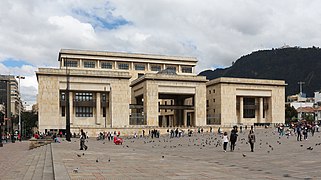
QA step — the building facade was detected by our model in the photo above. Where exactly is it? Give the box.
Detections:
[37,49,286,136]
[36,49,200,135]
[206,77,286,126]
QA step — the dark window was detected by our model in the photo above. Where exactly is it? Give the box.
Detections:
[138,73,144,78]
[101,93,106,101]
[62,107,65,117]
[64,60,78,67]
[206,100,209,107]
[165,101,167,112]
[75,107,93,117]
[151,65,161,71]
[166,66,176,72]
[84,61,95,68]
[101,62,112,69]
[209,90,211,94]
[60,92,65,100]
[182,66,193,73]
[243,98,256,118]
[75,92,93,101]
[213,99,215,102]
[213,89,216,93]
[118,63,129,70]
[135,64,145,71]
[103,108,106,117]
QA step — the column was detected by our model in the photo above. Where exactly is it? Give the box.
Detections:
[144,84,158,127]
[79,59,82,68]
[178,65,182,73]
[259,97,263,123]
[183,111,187,127]
[96,92,101,125]
[69,92,73,124]
[97,60,100,69]
[147,63,150,71]
[239,97,243,124]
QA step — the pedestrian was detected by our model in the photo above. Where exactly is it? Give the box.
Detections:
[303,126,308,140]
[142,129,145,137]
[80,129,88,150]
[248,128,255,152]
[230,126,238,151]
[223,132,228,152]
[297,124,302,141]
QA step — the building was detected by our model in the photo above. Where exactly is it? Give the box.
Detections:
[37,49,286,136]
[206,77,286,126]
[0,75,23,133]
[36,49,202,136]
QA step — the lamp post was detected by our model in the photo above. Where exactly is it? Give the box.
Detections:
[65,64,71,142]
[16,76,25,141]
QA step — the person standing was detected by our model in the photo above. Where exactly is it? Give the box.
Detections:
[248,128,255,152]
[296,124,302,141]
[230,126,238,151]
[222,132,229,152]
[80,129,88,150]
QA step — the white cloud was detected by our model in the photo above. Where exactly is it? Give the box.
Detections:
[1,0,321,104]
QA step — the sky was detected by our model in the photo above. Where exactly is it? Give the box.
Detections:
[1,0,321,105]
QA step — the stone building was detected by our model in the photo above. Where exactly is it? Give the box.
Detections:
[36,49,286,136]
[206,77,286,126]
[36,49,202,135]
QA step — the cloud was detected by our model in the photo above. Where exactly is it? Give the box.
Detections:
[1,0,321,104]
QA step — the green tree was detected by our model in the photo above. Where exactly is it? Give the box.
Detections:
[285,104,297,124]
[21,111,38,138]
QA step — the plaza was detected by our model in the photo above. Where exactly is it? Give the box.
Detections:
[1,127,321,179]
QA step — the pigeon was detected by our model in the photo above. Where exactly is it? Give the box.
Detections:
[162,155,164,159]
[77,154,81,157]
[82,153,85,156]
[73,168,79,173]
[96,159,99,163]
[103,142,105,144]
[300,144,303,147]
[307,147,313,150]
[242,154,246,157]
[108,158,110,162]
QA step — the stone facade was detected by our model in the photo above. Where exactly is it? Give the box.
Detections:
[206,77,286,126]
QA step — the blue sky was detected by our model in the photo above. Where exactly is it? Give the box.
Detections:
[1,0,321,105]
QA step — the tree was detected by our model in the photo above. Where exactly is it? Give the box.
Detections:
[21,111,38,138]
[285,104,297,124]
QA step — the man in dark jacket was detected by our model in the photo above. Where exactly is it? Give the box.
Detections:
[230,126,238,151]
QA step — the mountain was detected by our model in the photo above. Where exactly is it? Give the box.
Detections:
[199,47,321,97]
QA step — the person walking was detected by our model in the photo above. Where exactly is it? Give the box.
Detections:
[222,132,229,152]
[296,124,302,141]
[80,129,88,150]
[230,126,238,151]
[248,128,255,152]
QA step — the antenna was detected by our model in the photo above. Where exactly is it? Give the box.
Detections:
[298,81,305,96]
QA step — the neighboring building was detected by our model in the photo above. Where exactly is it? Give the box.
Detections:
[289,102,314,110]
[315,91,321,106]
[0,75,23,132]
[297,107,315,120]
[206,77,286,126]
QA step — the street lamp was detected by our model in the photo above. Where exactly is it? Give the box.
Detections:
[16,76,25,141]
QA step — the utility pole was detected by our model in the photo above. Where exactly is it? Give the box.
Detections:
[298,81,305,97]
[17,76,25,141]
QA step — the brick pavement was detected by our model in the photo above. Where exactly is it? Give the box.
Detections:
[51,128,321,180]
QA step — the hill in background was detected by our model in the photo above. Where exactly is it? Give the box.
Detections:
[199,47,321,97]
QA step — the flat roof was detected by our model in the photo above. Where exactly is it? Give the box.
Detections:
[58,49,198,63]
[207,77,287,86]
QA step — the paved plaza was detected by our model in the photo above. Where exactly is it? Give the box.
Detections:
[2,128,321,179]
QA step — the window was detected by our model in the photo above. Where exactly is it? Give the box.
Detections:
[84,61,95,68]
[61,107,65,117]
[206,100,209,107]
[138,73,144,78]
[64,60,78,67]
[103,108,106,117]
[101,93,107,101]
[243,98,256,118]
[135,64,145,71]
[182,66,193,73]
[101,62,112,69]
[118,63,129,70]
[76,107,93,117]
[60,92,66,100]
[209,90,211,94]
[213,99,215,102]
[165,101,167,112]
[213,109,215,113]
[213,89,216,93]
[166,66,176,72]
[151,65,161,71]
[75,92,93,101]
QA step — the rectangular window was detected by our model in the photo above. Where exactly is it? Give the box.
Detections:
[138,73,144,78]
[135,64,145,71]
[166,66,176,72]
[209,90,211,94]
[243,98,256,118]
[182,66,193,73]
[64,60,78,67]
[84,61,95,68]
[151,65,161,71]
[206,100,209,107]
[75,107,93,117]
[60,92,66,100]
[213,99,215,102]
[213,89,216,93]
[103,108,106,117]
[118,63,129,70]
[165,101,167,112]
[101,62,112,69]
[75,92,93,101]
[61,107,65,117]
